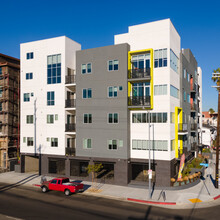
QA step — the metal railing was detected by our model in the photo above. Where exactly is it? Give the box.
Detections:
[65,123,76,132]
[128,68,151,79]
[65,99,76,108]
[191,123,197,131]
[128,96,151,106]
[65,147,76,156]
[65,75,75,84]
[178,123,188,132]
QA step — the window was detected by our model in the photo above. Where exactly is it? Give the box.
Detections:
[0,88,2,98]
[51,138,58,147]
[170,85,179,99]
[47,54,61,84]
[55,114,58,120]
[27,137,33,146]
[84,114,92,123]
[0,103,2,111]
[154,85,167,95]
[131,53,150,70]
[170,49,178,73]
[171,140,175,151]
[81,63,92,74]
[184,91,186,101]
[108,60,119,71]
[82,88,92,99]
[108,86,118,97]
[24,93,30,102]
[108,113,118,123]
[23,137,26,143]
[47,91,55,105]
[132,112,167,123]
[26,72,33,80]
[154,49,167,68]
[183,69,186,78]
[26,115,33,124]
[108,139,118,150]
[187,94,190,103]
[187,73,190,82]
[26,52,34,59]
[47,115,54,123]
[0,67,2,75]
[170,112,175,123]
[132,140,168,151]
[119,86,123,91]
[83,138,92,149]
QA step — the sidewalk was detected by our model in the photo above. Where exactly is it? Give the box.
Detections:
[0,158,220,209]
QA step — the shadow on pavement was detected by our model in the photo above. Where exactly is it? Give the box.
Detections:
[0,174,38,193]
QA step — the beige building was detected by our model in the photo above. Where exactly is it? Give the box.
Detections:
[0,53,20,171]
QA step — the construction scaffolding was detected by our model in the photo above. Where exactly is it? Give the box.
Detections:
[0,53,20,172]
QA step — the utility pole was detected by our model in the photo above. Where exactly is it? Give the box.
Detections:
[212,72,220,188]
[34,98,37,157]
[148,110,151,199]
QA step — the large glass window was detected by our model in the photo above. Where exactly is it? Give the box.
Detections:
[47,91,55,105]
[132,140,168,151]
[26,52,34,60]
[84,114,92,123]
[23,93,30,102]
[132,82,150,97]
[154,49,167,68]
[47,54,61,84]
[170,49,178,73]
[170,85,179,99]
[81,63,92,74]
[82,88,92,99]
[108,60,119,71]
[132,112,167,123]
[26,115,33,124]
[131,53,150,69]
[108,86,118,97]
[154,85,167,95]
[108,113,118,123]
[47,115,54,123]
[83,138,92,149]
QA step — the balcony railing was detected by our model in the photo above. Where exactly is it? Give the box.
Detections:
[191,123,197,131]
[178,123,188,132]
[190,103,197,111]
[128,68,151,80]
[128,96,150,107]
[65,123,76,132]
[65,99,76,108]
[65,75,75,84]
[65,147,76,156]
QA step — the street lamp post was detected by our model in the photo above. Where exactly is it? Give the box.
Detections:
[148,110,152,199]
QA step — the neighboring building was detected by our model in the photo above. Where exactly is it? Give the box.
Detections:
[0,53,20,171]
[20,19,202,187]
[202,111,217,126]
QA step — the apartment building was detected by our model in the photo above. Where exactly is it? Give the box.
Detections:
[0,53,20,171]
[20,19,202,187]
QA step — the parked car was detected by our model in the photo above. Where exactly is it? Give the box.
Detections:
[41,177,84,196]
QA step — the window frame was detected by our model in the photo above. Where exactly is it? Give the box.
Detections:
[47,91,55,106]
[83,138,92,149]
[82,88,92,99]
[108,60,119,71]
[81,63,92,74]
[83,113,92,124]
[108,113,119,124]
[27,137,33,146]
[26,115,34,124]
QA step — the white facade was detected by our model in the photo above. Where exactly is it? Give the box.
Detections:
[20,36,81,156]
[115,19,180,161]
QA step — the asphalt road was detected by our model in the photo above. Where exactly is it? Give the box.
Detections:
[0,183,219,220]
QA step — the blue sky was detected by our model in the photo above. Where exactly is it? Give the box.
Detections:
[0,0,219,111]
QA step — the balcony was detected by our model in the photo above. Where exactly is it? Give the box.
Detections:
[128,68,151,81]
[65,99,76,108]
[65,123,76,132]
[128,96,150,107]
[191,123,197,131]
[190,103,197,111]
[65,147,76,156]
[65,75,75,84]
[178,123,188,135]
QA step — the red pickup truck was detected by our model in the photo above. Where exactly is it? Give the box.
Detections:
[41,177,84,196]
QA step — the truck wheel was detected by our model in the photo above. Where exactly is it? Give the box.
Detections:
[64,189,71,196]
[42,186,48,193]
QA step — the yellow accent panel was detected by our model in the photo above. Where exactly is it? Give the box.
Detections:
[128,48,154,110]
[189,198,202,203]
[175,107,183,158]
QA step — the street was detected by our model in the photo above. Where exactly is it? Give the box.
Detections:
[0,183,220,220]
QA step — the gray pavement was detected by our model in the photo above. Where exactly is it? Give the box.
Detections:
[0,156,220,209]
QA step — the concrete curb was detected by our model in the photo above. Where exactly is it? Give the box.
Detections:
[127,198,176,205]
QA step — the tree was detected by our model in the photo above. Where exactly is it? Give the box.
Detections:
[209,108,215,114]
[86,163,103,185]
[212,68,220,188]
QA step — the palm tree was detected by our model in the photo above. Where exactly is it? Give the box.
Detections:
[212,68,220,188]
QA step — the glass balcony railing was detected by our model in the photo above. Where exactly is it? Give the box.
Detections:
[65,75,75,84]
[128,68,150,80]
[128,96,150,107]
